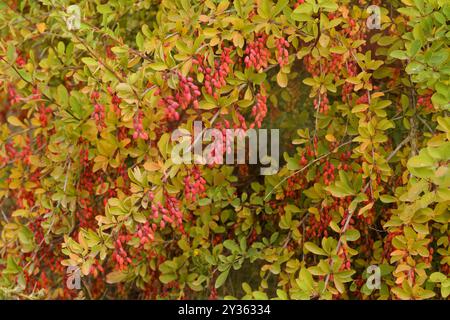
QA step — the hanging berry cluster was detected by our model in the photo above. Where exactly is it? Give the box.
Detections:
[113,234,133,270]
[90,91,106,131]
[183,166,207,201]
[38,103,52,128]
[160,73,201,121]
[276,38,290,67]
[244,33,270,71]
[315,93,329,114]
[133,110,148,140]
[107,86,122,117]
[251,93,268,128]
[193,47,233,99]
[136,222,157,245]
[417,95,433,111]
[148,191,184,233]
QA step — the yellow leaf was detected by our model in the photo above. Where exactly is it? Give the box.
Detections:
[325,134,336,142]
[318,34,330,48]
[232,32,244,48]
[276,71,288,88]
[143,161,162,171]
[36,23,47,33]
[7,116,26,128]
[371,92,385,99]
[198,15,210,23]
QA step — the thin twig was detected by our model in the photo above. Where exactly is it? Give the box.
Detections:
[264,140,353,201]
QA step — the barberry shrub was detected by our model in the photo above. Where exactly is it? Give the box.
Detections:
[0,0,449,300]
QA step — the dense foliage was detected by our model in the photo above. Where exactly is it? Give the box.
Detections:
[0,0,449,300]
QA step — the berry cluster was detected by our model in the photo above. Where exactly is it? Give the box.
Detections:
[193,47,233,99]
[160,73,201,121]
[321,160,336,186]
[15,49,27,67]
[88,260,105,279]
[8,84,21,105]
[38,103,52,127]
[133,110,148,140]
[113,233,133,270]
[313,93,330,114]
[136,221,156,245]
[341,62,358,103]
[90,92,106,131]
[337,245,352,271]
[31,87,42,100]
[356,91,369,105]
[236,111,248,130]
[417,95,433,111]
[251,93,268,128]
[306,207,332,239]
[205,135,225,165]
[149,192,184,233]
[215,119,238,157]
[164,193,184,233]
[276,38,290,67]
[107,86,122,117]
[92,103,106,130]
[244,33,270,71]
[286,175,305,198]
[337,150,352,171]
[184,166,206,201]
[78,198,95,228]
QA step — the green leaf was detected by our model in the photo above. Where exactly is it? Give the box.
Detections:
[253,291,269,299]
[392,287,411,300]
[158,133,170,159]
[57,85,69,107]
[291,3,314,21]
[7,42,16,62]
[344,229,360,241]
[318,0,338,12]
[352,104,368,113]
[326,184,354,197]
[303,77,317,86]
[215,269,230,288]
[106,271,128,283]
[4,256,21,274]
[429,272,446,283]
[199,101,217,110]
[223,240,240,253]
[81,57,98,67]
[408,39,421,57]
[276,71,288,88]
[149,62,167,71]
[407,152,434,168]
[304,242,327,256]
[160,273,177,284]
[390,50,408,60]
[198,198,211,206]
[380,195,397,203]
[405,61,424,74]
[273,0,288,16]
[330,46,347,54]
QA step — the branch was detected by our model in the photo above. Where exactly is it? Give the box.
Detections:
[321,135,411,293]
[386,135,411,162]
[264,140,354,201]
